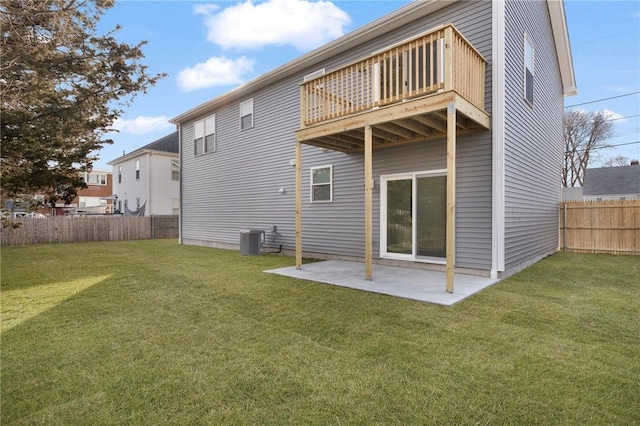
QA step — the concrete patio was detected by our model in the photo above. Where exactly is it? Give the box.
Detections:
[265,260,500,306]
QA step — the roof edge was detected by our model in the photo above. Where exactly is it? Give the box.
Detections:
[547,0,578,97]
[107,148,178,166]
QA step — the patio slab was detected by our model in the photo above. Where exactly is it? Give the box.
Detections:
[265,260,500,306]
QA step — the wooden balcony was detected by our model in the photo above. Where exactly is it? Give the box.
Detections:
[296,24,489,152]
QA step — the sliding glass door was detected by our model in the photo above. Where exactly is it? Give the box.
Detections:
[381,171,447,262]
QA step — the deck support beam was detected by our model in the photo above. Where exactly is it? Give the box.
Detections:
[446,102,456,293]
[295,141,302,269]
[364,125,373,280]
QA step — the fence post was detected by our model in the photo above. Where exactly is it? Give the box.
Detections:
[563,203,567,252]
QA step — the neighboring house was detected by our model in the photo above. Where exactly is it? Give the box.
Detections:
[170,0,577,289]
[38,169,114,215]
[561,186,583,201]
[108,132,180,216]
[582,162,640,200]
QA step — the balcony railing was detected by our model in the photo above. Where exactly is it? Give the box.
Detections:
[300,24,486,127]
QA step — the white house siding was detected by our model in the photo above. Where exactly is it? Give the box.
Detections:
[148,153,180,215]
[503,0,564,273]
[112,155,149,213]
[180,0,494,271]
[112,152,179,215]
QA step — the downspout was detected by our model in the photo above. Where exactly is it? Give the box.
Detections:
[178,123,182,244]
[147,152,152,215]
[491,0,506,278]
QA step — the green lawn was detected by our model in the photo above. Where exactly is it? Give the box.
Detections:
[1,240,638,425]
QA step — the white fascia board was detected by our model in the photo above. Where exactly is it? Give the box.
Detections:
[107,149,173,166]
[547,0,578,97]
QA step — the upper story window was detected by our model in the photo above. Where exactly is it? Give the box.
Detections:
[118,166,122,184]
[240,99,253,130]
[171,160,180,181]
[195,115,215,155]
[524,34,534,106]
[83,172,107,185]
[303,68,325,82]
[135,160,140,180]
[310,165,333,203]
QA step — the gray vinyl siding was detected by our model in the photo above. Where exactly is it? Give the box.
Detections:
[503,0,564,271]
[180,0,493,271]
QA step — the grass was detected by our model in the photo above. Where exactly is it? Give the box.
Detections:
[1,240,639,425]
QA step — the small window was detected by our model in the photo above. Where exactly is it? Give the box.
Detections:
[195,115,215,155]
[310,165,333,202]
[524,34,534,105]
[303,68,325,82]
[240,99,253,130]
[118,166,122,184]
[171,160,180,181]
[135,160,140,180]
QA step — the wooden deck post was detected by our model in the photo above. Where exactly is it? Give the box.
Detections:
[364,124,373,280]
[446,102,456,293]
[443,26,454,93]
[295,141,302,269]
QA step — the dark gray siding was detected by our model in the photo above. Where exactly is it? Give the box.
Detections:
[180,0,493,271]
[503,0,564,271]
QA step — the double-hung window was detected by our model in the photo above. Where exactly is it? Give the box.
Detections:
[310,165,333,202]
[135,160,140,180]
[195,115,216,155]
[118,166,122,183]
[524,34,534,106]
[240,99,253,130]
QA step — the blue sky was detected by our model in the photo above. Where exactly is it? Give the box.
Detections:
[93,0,640,170]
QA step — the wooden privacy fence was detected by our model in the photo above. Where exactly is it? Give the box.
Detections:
[1,215,178,247]
[560,200,640,255]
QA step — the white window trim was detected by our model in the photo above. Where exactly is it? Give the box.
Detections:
[240,99,254,130]
[523,33,534,106]
[310,165,333,203]
[303,68,325,82]
[194,114,216,155]
[135,160,140,180]
[171,160,180,181]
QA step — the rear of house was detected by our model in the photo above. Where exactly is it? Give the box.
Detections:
[172,0,575,280]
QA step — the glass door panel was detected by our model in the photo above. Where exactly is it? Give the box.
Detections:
[416,175,447,258]
[386,179,412,255]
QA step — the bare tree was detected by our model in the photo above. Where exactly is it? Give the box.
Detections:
[563,110,615,187]
[603,155,631,167]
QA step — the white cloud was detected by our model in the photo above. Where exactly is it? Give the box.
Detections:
[176,56,255,92]
[195,0,351,51]
[113,116,172,135]
[602,109,625,122]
